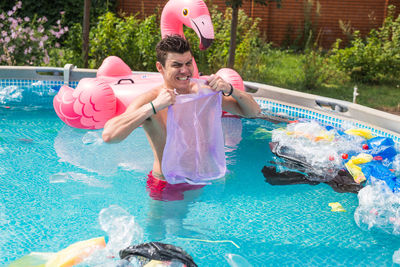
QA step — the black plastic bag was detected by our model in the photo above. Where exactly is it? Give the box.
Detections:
[119,242,197,267]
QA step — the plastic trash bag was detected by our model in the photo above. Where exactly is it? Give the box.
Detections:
[119,242,197,267]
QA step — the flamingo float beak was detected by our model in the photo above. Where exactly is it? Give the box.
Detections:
[199,37,213,50]
[190,15,214,50]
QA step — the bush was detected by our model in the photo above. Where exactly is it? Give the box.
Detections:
[0,1,68,66]
[57,3,265,73]
[0,0,116,33]
[48,23,82,67]
[53,12,161,70]
[330,5,400,84]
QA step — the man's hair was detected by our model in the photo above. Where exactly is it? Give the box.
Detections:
[156,35,192,66]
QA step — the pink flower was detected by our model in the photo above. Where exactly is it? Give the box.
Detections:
[7,10,14,16]
[1,31,7,37]
[8,45,15,53]
[24,17,30,22]
[16,1,22,9]
[8,18,18,29]
[44,56,49,64]
[24,47,32,54]
[60,11,65,15]
[0,13,5,20]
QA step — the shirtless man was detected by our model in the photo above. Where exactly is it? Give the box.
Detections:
[102,35,260,181]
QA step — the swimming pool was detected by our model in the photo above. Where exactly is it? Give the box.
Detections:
[1,75,400,266]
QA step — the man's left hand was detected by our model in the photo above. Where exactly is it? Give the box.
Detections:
[207,74,231,95]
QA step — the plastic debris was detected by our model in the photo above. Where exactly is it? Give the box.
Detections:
[354,179,400,235]
[225,254,253,267]
[119,242,197,267]
[267,120,400,235]
[99,205,143,256]
[393,248,400,265]
[345,153,373,183]
[329,202,346,212]
[8,237,106,267]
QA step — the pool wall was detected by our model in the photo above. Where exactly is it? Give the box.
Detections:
[1,65,400,142]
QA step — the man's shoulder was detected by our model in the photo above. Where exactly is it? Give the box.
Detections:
[141,84,163,99]
[150,84,164,95]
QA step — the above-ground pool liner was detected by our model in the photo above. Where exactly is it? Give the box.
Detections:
[162,86,226,184]
[119,242,197,267]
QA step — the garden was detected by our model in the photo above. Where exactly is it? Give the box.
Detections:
[1,0,399,113]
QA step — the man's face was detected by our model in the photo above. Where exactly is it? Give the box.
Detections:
[157,51,194,91]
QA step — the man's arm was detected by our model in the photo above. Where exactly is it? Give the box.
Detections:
[102,87,175,143]
[207,74,261,118]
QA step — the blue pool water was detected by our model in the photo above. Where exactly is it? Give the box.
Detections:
[1,107,399,266]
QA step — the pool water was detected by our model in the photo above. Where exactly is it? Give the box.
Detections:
[1,108,399,266]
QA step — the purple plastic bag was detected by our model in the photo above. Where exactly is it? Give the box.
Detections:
[162,86,226,184]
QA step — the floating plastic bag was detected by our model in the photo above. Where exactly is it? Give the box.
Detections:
[361,161,400,192]
[162,87,226,184]
[119,242,197,267]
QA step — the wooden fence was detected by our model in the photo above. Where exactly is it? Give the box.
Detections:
[117,0,400,48]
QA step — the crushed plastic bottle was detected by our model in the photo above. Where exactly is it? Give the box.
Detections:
[354,179,400,235]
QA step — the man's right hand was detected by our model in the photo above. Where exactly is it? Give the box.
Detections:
[152,88,176,112]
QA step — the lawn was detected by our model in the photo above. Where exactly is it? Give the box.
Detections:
[245,50,400,114]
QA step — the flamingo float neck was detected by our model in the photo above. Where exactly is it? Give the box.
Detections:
[160,0,214,78]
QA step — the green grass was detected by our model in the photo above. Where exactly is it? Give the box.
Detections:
[240,49,400,113]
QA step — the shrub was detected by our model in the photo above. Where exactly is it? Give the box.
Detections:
[55,12,161,70]
[299,31,325,90]
[48,23,83,67]
[330,5,400,84]
[56,3,264,74]
[0,1,68,66]
[88,12,140,69]
[0,0,116,32]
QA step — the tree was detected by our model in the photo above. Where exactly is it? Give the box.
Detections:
[225,0,281,68]
[82,0,91,68]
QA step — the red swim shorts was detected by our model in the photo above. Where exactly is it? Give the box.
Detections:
[146,171,205,201]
